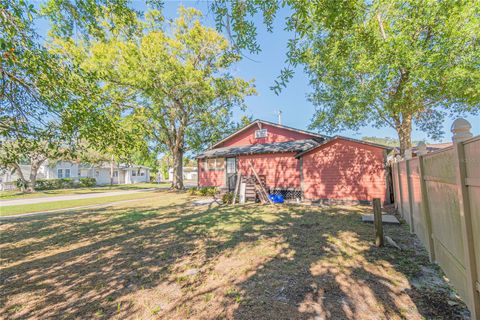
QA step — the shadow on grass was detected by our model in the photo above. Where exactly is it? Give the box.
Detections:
[0,197,469,319]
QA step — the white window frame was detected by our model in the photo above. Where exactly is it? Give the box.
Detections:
[65,168,71,178]
[255,129,267,139]
[206,158,225,171]
[132,170,137,177]
[57,168,63,178]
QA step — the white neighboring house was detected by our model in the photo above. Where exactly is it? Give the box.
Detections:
[167,166,198,182]
[0,160,150,190]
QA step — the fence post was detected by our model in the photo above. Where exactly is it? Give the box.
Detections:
[396,156,404,217]
[405,149,414,233]
[373,198,384,247]
[417,142,435,262]
[451,118,479,318]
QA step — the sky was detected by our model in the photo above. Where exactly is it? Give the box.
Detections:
[35,0,480,143]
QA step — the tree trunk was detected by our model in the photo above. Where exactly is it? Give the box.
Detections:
[172,148,184,190]
[110,155,114,187]
[397,116,412,156]
[27,159,44,192]
[12,163,27,192]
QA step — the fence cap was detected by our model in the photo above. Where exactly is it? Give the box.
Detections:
[417,141,427,155]
[451,118,473,143]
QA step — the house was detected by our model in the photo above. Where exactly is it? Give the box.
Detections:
[167,166,198,182]
[0,160,150,189]
[197,119,392,203]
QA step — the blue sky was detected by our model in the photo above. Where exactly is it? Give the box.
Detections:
[36,0,480,143]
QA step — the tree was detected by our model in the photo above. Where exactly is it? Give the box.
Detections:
[1,0,148,192]
[211,0,480,154]
[59,7,255,189]
[0,128,69,191]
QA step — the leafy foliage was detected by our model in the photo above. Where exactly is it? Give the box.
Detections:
[56,6,255,189]
[211,0,480,153]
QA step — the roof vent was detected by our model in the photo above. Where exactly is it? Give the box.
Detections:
[255,129,267,139]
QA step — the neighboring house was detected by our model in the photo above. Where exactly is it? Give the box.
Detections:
[0,161,150,188]
[388,142,452,160]
[197,119,392,203]
[167,167,198,182]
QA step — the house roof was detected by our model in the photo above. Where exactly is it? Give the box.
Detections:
[210,119,329,149]
[390,142,452,155]
[295,136,393,159]
[197,139,321,159]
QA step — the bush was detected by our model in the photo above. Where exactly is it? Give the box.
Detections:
[198,187,208,196]
[16,178,28,190]
[35,178,80,190]
[189,186,218,196]
[206,187,218,196]
[79,177,96,187]
[222,192,235,204]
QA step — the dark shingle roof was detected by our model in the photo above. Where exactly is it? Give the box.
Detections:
[197,139,321,159]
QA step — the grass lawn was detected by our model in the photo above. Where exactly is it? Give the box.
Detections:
[0,191,160,216]
[0,192,469,319]
[0,183,169,200]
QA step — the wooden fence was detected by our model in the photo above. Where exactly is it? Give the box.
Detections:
[391,118,480,319]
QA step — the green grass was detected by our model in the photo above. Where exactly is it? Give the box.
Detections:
[0,191,160,216]
[0,182,169,200]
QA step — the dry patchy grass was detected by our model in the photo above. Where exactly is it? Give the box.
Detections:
[0,192,469,319]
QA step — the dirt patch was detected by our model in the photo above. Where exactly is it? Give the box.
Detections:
[0,193,470,319]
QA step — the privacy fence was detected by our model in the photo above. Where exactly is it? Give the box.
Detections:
[391,119,480,318]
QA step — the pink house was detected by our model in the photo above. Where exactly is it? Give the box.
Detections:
[197,120,392,203]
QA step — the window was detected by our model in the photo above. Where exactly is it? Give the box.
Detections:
[57,169,63,178]
[255,129,267,138]
[132,170,137,176]
[113,171,118,177]
[65,169,71,178]
[140,170,145,176]
[95,171,100,177]
[206,158,225,171]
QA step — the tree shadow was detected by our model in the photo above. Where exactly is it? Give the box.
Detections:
[0,196,469,319]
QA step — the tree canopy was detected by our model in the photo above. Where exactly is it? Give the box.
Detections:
[54,6,255,189]
[211,0,480,153]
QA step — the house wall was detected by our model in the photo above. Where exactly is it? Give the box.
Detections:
[301,139,387,202]
[47,162,79,179]
[216,123,317,148]
[198,159,225,187]
[238,153,300,188]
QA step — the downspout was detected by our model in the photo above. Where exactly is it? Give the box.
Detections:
[299,156,304,200]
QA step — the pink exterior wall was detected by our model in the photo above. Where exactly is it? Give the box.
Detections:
[216,123,316,148]
[238,153,300,188]
[302,139,387,202]
[198,158,225,187]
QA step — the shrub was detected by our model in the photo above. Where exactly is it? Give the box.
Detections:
[222,192,235,204]
[188,187,198,195]
[35,179,52,190]
[16,178,28,190]
[35,178,80,190]
[198,187,209,196]
[60,178,75,188]
[79,177,96,187]
[206,187,218,196]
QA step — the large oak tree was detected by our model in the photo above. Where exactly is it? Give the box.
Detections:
[58,7,255,189]
[211,0,480,153]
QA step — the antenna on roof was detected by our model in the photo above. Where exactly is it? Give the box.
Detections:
[276,110,282,125]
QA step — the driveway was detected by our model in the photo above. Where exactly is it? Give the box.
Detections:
[0,189,156,207]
